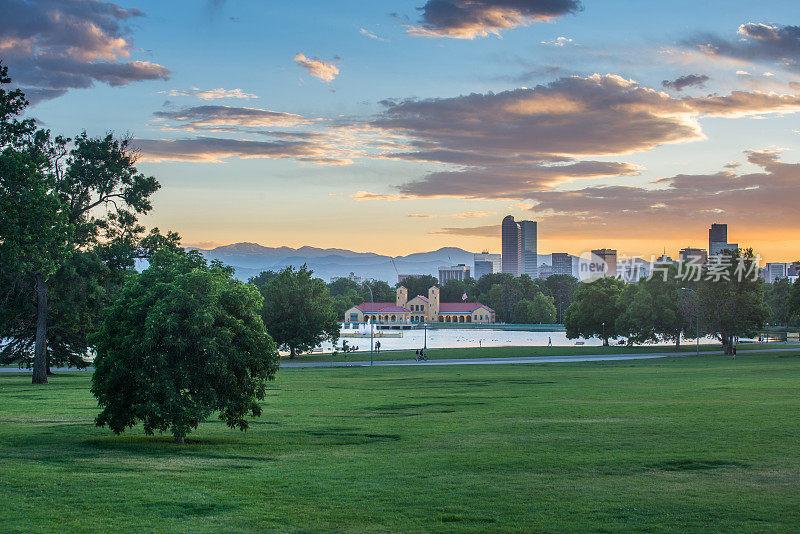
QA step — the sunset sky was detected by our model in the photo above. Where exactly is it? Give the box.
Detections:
[5,0,800,261]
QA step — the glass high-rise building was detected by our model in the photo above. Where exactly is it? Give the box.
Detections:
[501,215,520,275]
[518,220,538,278]
[501,215,537,277]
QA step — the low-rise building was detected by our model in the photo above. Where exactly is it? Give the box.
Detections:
[438,264,471,285]
[344,286,495,325]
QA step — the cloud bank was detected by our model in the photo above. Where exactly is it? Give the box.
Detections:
[0,0,169,102]
[407,0,583,39]
[685,22,800,71]
[369,74,800,199]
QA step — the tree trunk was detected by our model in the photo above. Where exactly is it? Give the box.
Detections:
[174,435,185,444]
[32,273,49,384]
[675,334,681,350]
[289,346,296,359]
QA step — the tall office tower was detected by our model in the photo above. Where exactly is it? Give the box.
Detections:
[551,253,575,276]
[501,215,521,275]
[591,249,618,277]
[473,252,501,280]
[518,220,538,278]
[708,223,732,255]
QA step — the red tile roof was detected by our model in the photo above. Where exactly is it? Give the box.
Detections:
[355,303,410,313]
[439,303,494,313]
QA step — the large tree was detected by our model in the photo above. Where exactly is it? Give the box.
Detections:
[696,249,769,355]
[0,65,160,383]
[259,265,340,358]
[565,277,626,345]
[91,249,278,443]
[764,277,796,326]
[616,265,692,348]
[513,293,557,324]
[543,274,578,324]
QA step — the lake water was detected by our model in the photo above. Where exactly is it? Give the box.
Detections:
[321,328,718,352]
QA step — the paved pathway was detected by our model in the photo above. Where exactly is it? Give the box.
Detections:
[3,347,797,373]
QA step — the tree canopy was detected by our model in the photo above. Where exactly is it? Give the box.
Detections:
[91,249,278,443]
[616,265,692,347]
[565,277,626,345]
[0,63,163,383]
[259,265,340,357]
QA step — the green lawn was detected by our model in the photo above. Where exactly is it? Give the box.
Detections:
[1,351,800,532]
[290,342,800,363]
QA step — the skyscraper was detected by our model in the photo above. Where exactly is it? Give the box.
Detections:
[501,215,520,275]
[591,249,617,277]
[551,253,575,276]
[708,223,736,255]
[518,220,538,278]
[473,252,501,280]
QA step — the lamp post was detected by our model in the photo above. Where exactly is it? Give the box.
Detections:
[362,282,374,366]
[681,287,700,357]
[424,320,427,350]
[601,322,605,346]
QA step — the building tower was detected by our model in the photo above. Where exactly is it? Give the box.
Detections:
[427,285,440,321]
[396,286,407,308]
[501,215,521,276]
[591,249,618,277]
[518,220,538,278]
[709,223,727,254]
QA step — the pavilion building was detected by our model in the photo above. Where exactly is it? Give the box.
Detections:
[344,286,495,325]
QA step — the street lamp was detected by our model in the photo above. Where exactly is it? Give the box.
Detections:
[424,320,427,350]
[362,282,374,366]
[601,322,605,346]
[681,287,700,357]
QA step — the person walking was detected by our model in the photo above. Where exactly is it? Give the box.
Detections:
[375,340,381,353]
[548,336,552,347]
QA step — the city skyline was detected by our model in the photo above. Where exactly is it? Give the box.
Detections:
[3,1,800,260]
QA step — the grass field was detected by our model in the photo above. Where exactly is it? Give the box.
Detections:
[289,342,800,363]
[2,351,800,532]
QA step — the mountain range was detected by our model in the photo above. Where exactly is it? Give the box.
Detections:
[191,243,567,283]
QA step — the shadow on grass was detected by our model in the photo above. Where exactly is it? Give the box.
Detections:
[649,459,749,471]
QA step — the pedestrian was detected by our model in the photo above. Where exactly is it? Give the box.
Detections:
[548,336,552,347]
[375,341,381,352]
[732,344,737,359]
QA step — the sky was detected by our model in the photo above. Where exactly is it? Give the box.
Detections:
[4,0,800,261]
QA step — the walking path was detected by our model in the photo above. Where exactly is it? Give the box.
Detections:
[3,347,797,372]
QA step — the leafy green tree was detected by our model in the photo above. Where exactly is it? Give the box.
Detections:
[91,249,278,443]
[565,277,626,345]
[513,293,557,324]
[616,265,691,347]
[249,270,278,291]
[790,277,800,325]
[396,275,438,300]
[328,277,361,297]
[543,274,578,323]
[440,277,476,303]
[260,265,340,358]
[0,66,160,383]
[696,249,769,355]
[369,280,396,302]
[487,279,523,323]
[764,277,795,326]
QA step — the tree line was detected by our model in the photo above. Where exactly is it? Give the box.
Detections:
[564,251,800,354]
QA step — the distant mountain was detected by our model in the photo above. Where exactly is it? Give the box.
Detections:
[189,244,477,282]
[189,243,579,282]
